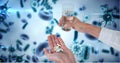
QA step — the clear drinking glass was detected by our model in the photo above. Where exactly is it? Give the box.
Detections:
[62,3,74,31]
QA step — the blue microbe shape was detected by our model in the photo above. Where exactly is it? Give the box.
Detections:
[32,55,39,62]
[20,34,29,41]
[38,10,53,21]
[0,33,3,40]
[0,55,7,62]
[85,33,96,40]
[35,42,48,56]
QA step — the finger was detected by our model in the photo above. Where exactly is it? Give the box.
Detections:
[44,48,50,56]
[55,37,61,45]
[59,16,64,26]
[51,35,57,46]
[57,37,67,49]
[48,35,54,52]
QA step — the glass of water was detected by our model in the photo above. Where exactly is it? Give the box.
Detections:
[62,3,75,31]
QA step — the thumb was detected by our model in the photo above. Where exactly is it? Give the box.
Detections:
[44,48,49,56]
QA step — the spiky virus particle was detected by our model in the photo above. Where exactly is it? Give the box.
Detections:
[71,44,82,55]
[100,4,119,27]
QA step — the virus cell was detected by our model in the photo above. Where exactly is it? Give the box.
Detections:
[71,44,82,55]
[45,26,54,34]
[38,10,53,21]
[43,59,51,63]
[30,0,39,12]
[8,45,15,53]
[92,21,102,27]
[32,55,39,62]
[99,58,104,62]
[33,41,37,45]
[55,33,60,37]
[40,0,52,10]
[8,54,17,62]
[23,44,30,51]
[100,4,120,27]
[52,0,58,4]
[101,49,110,54]
[79,5,86,11]
[16,40,23,51]
[0,33,3,40]
[26,55,31,60]
[0,55,7,62]
[16,11,21,19]
[20,0,24,8]
[71,43,90,60]
[110,47,114,55]
[20,34,29,41]
[27,13,32,19]
[85,33,97,40]
[73,31,78,42]
[16,55,24,62]
[35,42,49,56]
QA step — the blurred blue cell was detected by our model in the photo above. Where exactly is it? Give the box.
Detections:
[79,40,84,45]
[27,13,32,19]
[0,14,6,22]
[46,26,54,34]
[26,55,31,60]
[85,33,97,40]
[40,0,52,10]
[8,45,15,53]
[53,18,58,24]
[0,33,3,40]
[73,31,78,42]
[20,0,24,8]
[31,0,39,8]
[8,54,17,62]
[16,40,23,45]
[55,33,60,37]
[38,10,53,21]
[16,11,21,18]
[24,44,30,51]
[30,0,39,12]
[115,52,119,56]
[24,60,29,63]
[21,19,27,23]
[72,44,82,55]
[21,19,28,29]
[0,55,8,62]
[110,47,114,55]
[102,49,110,53]
[0,28,7,33]
[71,45,90,60]
[22,23,28,29]
[20,34,29,41]
[16,55,24,62]
[79,6,86,11]
[52,0,58,4]
[16,44,23,51]
[99,58,104,62]
[8,22,14,26]
[32,55,39,62]
[35,42,48,56]
[33,41,37,45]
[92,21,98,25]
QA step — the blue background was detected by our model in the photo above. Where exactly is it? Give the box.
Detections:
[0,0,120,62]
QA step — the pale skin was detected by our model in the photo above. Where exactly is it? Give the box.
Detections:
[44,16,102,63]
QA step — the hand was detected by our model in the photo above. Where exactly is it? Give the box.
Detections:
[44,35,76,63]
[59,16,86,32]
